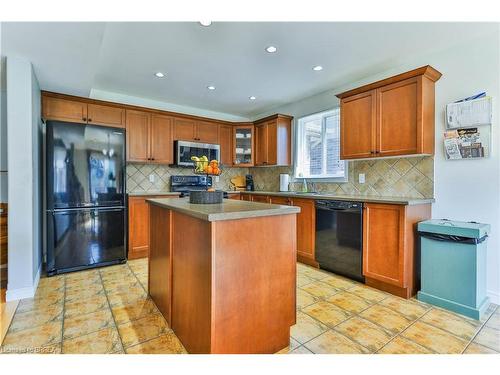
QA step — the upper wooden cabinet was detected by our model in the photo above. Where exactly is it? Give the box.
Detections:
[219,124,233,166]
[87,103,125,128]
[126,110,173,164]
[42,95,125,128]
[233,124,254,167]
[337,65,441,160]
[42,96,88,124]
[363,202,431,298]
[173,118,219,143]
[254,115,292,166]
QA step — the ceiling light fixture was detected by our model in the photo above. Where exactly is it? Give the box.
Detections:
[312,65,323,71]
[154,72,165,78]
[207,85,216,90]
[199,21,212,27]
[265,46,277,53]
[249,96,257,100]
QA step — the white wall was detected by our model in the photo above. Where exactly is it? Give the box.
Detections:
[6,56,42,300]
[254,28,500,303]
[0,23,7,203]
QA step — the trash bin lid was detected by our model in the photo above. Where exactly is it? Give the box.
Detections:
[418,219,490,239]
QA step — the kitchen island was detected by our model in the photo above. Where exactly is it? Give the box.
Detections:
[146,197,300,354]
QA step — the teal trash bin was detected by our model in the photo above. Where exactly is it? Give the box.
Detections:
[417,219,490,320]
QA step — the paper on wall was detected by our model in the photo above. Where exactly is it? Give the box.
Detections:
[446,97,492,129]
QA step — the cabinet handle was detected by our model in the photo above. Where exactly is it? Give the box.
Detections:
[83,117,87,122]
[88,118,92,122]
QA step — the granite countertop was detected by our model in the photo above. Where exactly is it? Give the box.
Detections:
[235,191,434,206]
[147,197,301,222]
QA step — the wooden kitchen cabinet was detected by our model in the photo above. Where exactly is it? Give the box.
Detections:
[337,65,441,160]
[126,111,173,164]
[240,193,252,201]
[87,103,125,128]
[219,124,234,166]
[128,195,179,259]
[42,95,126,128]
[363,202,431,298]
[233,124,254,167]
[268,196,292,205]
[42,96,88,124]
[290,198,317,267]
[251,195,270,203]
[150,114,174,164]
[173,118,219,143]
[254,115,292,166]
[126,110,151,163]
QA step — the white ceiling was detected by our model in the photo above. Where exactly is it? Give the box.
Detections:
[1,22,497,118]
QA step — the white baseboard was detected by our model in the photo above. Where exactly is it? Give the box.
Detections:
[488,290,500,305]
[5,263,41,302]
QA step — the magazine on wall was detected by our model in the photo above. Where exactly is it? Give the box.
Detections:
[444,127,487,160]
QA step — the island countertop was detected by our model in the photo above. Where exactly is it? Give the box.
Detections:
[147,197,300,222]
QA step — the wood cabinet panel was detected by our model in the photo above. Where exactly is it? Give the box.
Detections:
[173,118,196,141]
[150,115,173,164]
[196,121,219,143]
[148,205,172,323]
[128,197,151,259]
[240,193,252,201]
[255,123,268,166]
[290,198,316,267]
[340,90,376,159]
[126,110,151,162]
[269,196,291,205]
[42,96,87,123]
[219,124,233,166]
[87,104,125,128]
[363,203,405,286]
[377,77,419,156]
[251,195,269,203]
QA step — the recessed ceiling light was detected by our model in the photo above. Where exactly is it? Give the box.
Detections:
[207,85,216,90]
[154,72,165,78]
[312,65,323,71]
[265,46,277,53]
[249,96,257,100]
[199,21,212,27]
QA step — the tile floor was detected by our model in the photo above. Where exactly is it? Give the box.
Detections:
[1,259,499,354]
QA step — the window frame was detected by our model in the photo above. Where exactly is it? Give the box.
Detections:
[293,108,348,183]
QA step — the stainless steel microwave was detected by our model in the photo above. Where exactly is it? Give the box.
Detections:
[174,140,220,167]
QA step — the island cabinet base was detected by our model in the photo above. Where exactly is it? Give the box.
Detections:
[148,205,297,354]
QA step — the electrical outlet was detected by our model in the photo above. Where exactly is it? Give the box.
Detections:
[149,174,155,183]
[358,173,365,184]
[215,176,220,183]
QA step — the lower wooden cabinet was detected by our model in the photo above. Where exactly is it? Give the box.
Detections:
[240,193,252,201]
[251,195,270,203]
[128,195,178,259]
[363,202,431,298]
[291,198,317,267]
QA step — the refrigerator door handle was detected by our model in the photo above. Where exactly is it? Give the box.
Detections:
[50,206,126,214]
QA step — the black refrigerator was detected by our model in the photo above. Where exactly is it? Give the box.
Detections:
[45,120,127,276]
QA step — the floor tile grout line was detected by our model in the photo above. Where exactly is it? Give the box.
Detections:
[461,305,499,353]
[98,267,127,354]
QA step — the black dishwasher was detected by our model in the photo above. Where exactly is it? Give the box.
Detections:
[315,200,364,282]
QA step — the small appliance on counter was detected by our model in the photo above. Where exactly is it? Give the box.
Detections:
[280,174,290,192]
[245,175,255,191]
[230,175,246,191]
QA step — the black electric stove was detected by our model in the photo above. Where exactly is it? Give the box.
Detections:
[170,175,228,198]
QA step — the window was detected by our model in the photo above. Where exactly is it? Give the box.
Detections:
[294,108,347,181]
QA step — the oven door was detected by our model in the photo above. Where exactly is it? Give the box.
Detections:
[175,141,220,166]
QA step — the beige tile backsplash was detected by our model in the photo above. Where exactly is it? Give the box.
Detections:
[127,156,434,198]
[126,164,250,192]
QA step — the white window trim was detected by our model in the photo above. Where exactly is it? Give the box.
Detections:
[292,108,348,183]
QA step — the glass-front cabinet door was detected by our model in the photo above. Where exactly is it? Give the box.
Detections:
[233,125,254,166]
